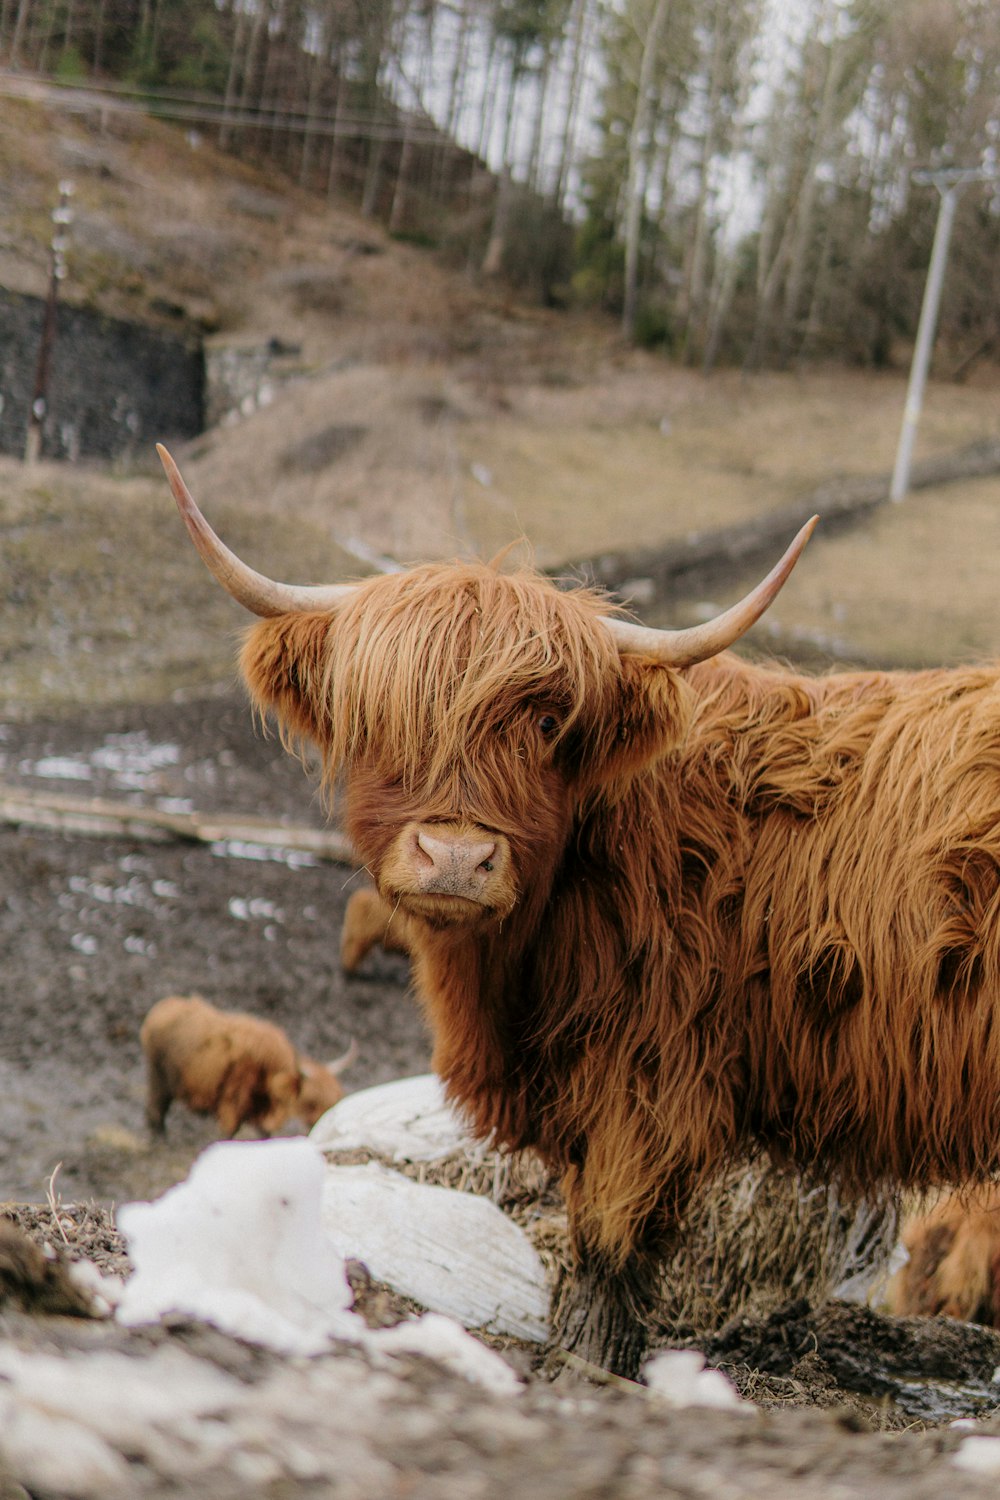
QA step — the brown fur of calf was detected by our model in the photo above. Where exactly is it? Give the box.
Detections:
[888,1186,1000,1327]
[140,994,353,1138]
[340,887,413,973]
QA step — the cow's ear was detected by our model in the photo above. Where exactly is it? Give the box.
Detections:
[576,655,691,796]
[239,613,332,747]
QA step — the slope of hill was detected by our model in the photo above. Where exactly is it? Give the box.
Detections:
[2,84,1000,710]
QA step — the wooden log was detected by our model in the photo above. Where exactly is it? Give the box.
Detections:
[0,781,356,864]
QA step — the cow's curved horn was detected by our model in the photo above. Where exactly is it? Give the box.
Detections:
[157,445,356,617]
[601,515,818,667]
[325,1038,359,1076]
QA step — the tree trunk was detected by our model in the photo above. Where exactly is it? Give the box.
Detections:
[10,0,31,66]
[552,0,592,211]
[326,52,346,200]
[219,0,249,151]
[299,18,328,188]
[679,2,726,361]
[776,30,848,365]
[481,57,521,277]
[622,0,671,341]
[388,113,416,234]
[362,129,387,218]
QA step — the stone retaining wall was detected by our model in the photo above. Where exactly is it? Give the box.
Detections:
[0,289,203,460]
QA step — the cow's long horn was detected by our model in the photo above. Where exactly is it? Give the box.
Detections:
[601,515,818,667]
[157,445,356,617]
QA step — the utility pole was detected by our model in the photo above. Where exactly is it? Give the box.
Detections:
[890,166,997,503]
[25,179,74,466]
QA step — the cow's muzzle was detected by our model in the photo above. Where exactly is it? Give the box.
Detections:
[381,821,515,921]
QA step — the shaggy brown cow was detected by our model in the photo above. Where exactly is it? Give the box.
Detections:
[158,444,1000,1376]
[341,887,413,973]
[141,994,355,1137]
[888,1187,1000,1328]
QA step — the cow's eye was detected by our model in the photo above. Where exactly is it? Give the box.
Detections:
[536,711,560,738]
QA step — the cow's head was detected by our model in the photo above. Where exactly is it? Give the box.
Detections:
[158,446,814,936]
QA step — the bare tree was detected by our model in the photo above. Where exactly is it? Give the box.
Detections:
[621,0,671,339]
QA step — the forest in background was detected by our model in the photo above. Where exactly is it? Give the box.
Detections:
[1,0,998,375]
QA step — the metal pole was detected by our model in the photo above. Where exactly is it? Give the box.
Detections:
[24,180,74,466]
[890,166,997,503]
[889,186,957,502]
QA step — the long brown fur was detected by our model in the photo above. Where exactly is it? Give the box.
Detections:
[237,556,1000,1370]
[888,1186,1000,1326]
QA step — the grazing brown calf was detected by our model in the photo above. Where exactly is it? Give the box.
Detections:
[888,1187,1000,1328]
[341,887,413,973]
[159,444,1000,1377]
[141,994,354,1138]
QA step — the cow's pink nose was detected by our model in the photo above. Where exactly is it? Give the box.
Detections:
[415,828,498,883]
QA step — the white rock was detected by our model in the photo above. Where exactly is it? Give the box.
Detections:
[643,1349,748,1411]
[310,1073,478,1162]
[116,1137,354,1355]
[322,1161,550,1342]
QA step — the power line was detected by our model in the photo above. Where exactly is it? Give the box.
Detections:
[0,70,453,147]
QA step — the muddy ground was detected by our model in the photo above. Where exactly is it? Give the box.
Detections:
[0,690,428,1206]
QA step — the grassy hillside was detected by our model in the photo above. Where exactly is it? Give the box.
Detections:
[2,87,1000,711]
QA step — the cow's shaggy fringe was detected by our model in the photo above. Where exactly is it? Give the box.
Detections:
[242,561,659,811]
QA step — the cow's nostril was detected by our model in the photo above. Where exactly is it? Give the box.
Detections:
[481,859,494,873]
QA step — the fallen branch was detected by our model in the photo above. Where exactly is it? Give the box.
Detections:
[0,781,356,864]
[547,1348,646,1393]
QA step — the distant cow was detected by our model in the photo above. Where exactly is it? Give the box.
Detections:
[159,443,1000,1377]
[141,994,355,1138]
[888,1187,1000,1328]
[341,887,413,974]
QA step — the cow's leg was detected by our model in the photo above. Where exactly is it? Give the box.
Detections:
[554,1240,662,1379]
[341,888,411,972]
[144,1054,172,1137]
[554,1156,694,1377]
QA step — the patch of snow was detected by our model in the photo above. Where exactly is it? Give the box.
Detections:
[643,1350,749,1412]
[227,895,286,923]
[21,755,93,781]
[109,1133,527,1395]
[373,1312,523,1394]
[116,1138,355,1356]
[953,1436,1000,1474]
[212,840,318,868]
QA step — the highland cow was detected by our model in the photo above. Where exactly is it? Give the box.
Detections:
[888,1187,1000,1328]
[158,443,1000,1376]
[341,887,413,973]
[141,994,355,1138]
